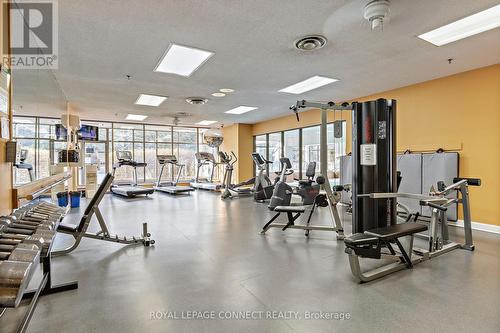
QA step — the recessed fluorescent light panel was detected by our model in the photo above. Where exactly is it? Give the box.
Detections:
[279,76,338,94]
[224,106,258,115]
[418,4,500,46]
[126,114,148,121]
[196,120,217,126]
[154,43,214,77]
[135,94,167,107]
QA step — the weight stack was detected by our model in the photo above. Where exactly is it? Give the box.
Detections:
[351,99,397,233]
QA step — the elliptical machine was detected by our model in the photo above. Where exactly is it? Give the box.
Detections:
[252,152,276,202]
[220,151,254,199]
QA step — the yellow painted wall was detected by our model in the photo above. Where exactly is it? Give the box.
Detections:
[221,124,254,183]
[249,64,500,226]
[0,3,13,215]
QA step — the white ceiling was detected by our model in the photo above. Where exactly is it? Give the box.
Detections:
[12,0,500,126]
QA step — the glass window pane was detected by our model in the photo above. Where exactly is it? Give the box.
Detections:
[157,143,173,181]
[145,130,156,142]
[113,142,134,182]
[37,140,50,179]
[302,126,320,173]
[327,121,347,179]
[14,139,35,184]
[284,130,300,178]
[13,117,36,138]
[113,128,133,141]
[173,143,197,180]
[134,142,145,182]
[84,142,108,184]
[199,144,220,180]
[157,130,171,142]
[99,128,107,141]
[39,124,51,139]
[254,135,267,176]
[134,129,144,142]
[173,127,196,143]
[268,132,282,172]
[145,143,157,182]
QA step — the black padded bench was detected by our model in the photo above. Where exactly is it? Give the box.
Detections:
[345,222,428,267]
[262,205,307,232]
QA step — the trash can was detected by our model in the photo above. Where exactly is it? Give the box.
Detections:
[69,191,81,208]
[57,191,68,207]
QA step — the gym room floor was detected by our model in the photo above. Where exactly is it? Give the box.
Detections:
[3,191,500,333]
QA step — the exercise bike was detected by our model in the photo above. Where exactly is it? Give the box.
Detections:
[268,158,321,210]
[252,152,280,202]
[262,157,333,236]
[220,151,254,199]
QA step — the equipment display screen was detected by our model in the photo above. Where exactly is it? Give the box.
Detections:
[78,125,99,141]
[55,124,68,140]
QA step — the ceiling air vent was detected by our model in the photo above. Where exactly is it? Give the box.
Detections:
[186,97,208,105]
[294,35,327,51]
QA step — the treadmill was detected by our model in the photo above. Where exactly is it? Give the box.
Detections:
[14,149,34,182]
[111,151,154,198]
[155,154,194,195]
[189,152,222,191]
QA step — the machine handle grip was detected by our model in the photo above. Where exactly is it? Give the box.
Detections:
[453,177,481,186]
[420,200,447,212]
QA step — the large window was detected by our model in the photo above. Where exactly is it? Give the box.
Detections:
[268,132,282,173]
[284,129,300,178]
[302,126,320,174]
[254,134,267,176]
[327,121,347,179]
[253,122,346,181]
[13,116,213,186]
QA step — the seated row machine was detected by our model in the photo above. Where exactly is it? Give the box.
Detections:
[291,98,480,282]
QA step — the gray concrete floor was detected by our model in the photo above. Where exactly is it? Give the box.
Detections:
[2,190,500,332]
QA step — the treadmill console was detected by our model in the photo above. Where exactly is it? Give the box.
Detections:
[157,155,178,164]
[195,152,216,163]
[116,151,132,161]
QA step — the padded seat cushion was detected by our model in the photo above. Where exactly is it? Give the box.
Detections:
[57,223,78,233]
[365,222,428,241]
[344,233,378,246]
[274,206,306,213]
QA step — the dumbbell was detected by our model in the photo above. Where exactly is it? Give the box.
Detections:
[10,210,60,227]
[0,243,40,263]
[0,260,34,307]
[0,216,54,232]
[0,234,50,256]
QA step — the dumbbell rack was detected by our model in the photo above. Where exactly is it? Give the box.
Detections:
[0,201,78,333]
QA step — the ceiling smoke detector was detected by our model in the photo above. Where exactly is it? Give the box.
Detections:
[364,0,390,30]
[185,97,208,105]
[294,35,327,51]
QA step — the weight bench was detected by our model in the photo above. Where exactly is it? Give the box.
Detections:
[53,173,154,256]
[344,222,428,283]
[261,194,336,236]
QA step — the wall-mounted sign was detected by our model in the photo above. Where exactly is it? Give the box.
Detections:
[0,117,10,139]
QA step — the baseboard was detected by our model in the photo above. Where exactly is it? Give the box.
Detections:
[448,220,500,235]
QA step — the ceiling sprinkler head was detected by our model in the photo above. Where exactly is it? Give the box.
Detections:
[364,0,390,31]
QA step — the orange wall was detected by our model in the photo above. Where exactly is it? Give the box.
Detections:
[0,3,13,215]
[249,64,500,226]
[221,124,254,182]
